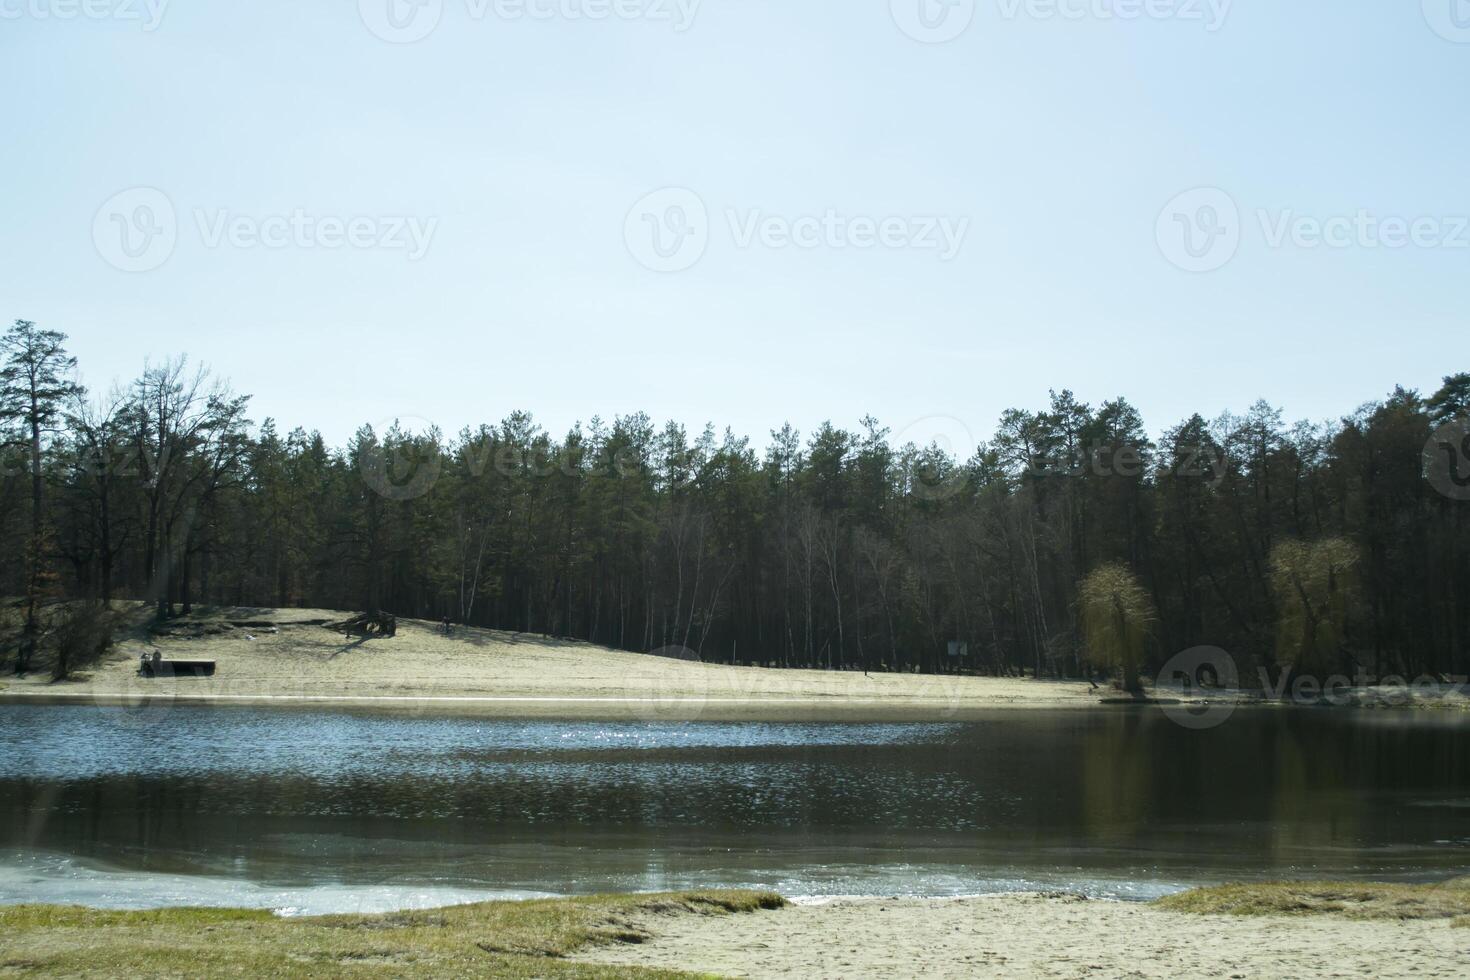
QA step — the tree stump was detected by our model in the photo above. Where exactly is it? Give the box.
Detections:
[325,611,397,638]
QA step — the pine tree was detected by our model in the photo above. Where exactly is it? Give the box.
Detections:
[0,321,82,672]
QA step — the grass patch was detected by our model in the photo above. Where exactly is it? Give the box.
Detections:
[0,890,784,978]
[1155,879,1470,921]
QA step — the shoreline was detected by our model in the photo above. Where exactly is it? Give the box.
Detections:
[0,688,1142,721]
[4,683,1462,723]
[5,885,1465,979]
[4,605,1464,722]
[0,605,1146,721]
[574,888,1470,979]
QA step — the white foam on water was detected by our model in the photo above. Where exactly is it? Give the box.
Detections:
[0,851,549,916]
[773,866,1189,905]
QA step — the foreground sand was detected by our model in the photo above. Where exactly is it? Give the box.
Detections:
[0,605,1120,721]
[575,892,1470,979]
[6,888,1465,978]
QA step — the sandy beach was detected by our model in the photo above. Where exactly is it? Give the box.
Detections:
[4,604,1464,721]
[574,892,1470,979]
[0,604,1119,721]
[3,886,1466,978]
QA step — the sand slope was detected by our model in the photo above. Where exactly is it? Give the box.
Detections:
[2,604,1114,721]
[6,604,1462,720]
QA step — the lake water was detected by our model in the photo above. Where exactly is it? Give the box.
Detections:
[2,704,1467,913]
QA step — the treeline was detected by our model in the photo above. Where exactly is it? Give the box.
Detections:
[2,318,1467,683]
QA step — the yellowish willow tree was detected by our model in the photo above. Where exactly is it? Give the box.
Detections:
[1078,562,1156,694]
[1270,537,1358,676]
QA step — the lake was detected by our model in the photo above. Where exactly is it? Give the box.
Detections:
[2,703,1467,914]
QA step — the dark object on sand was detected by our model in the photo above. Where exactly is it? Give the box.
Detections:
[139,651,216,678]
[325,611,397,638]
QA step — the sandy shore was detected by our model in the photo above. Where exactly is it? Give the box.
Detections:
[0,605,1125,721]
[575,892,1470,979]
[4,605,1462,720]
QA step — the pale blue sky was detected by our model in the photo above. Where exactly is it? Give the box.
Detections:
[3,1,1467,450]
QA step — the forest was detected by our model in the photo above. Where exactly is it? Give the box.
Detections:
[2,318,1467,685]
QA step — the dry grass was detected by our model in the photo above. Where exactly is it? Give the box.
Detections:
[5,601,1465,717]
[0,598,154,676]
[0,890,784,978]
[1155,879,1470,922]
[1,602,1115,719]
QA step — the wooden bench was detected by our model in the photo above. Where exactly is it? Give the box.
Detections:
[140,656,217,678]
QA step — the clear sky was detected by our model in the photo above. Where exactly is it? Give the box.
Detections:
[4,1,1467,452]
